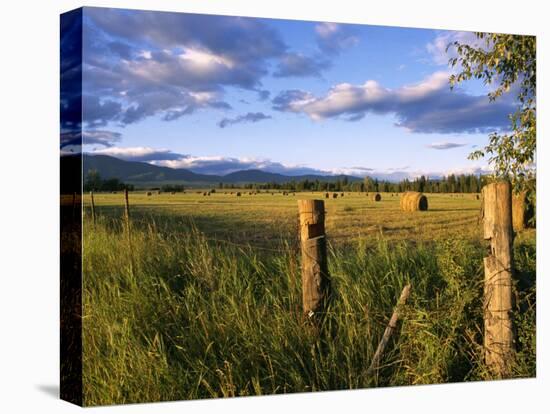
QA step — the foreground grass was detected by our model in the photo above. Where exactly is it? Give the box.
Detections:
[82,217,535,406]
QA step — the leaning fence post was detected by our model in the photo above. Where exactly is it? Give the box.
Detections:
[366,284,411,378]
[482,181,515,377]
[90,191,96,225]
[297,199,331,321]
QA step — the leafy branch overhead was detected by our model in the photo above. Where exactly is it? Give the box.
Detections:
[448,33,536,191]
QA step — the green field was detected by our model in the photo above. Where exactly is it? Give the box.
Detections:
[81,191,536,405]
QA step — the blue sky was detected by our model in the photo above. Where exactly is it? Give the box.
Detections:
[69,7,518,179]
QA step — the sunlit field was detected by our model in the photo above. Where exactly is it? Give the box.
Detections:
[81,191,536,406]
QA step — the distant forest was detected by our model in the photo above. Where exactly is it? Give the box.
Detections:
[221,174,487,193]
[84,169,488,193]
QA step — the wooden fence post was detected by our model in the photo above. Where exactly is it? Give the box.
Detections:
[482,181,515,377]
[366,284,411,378]
[90,191,96,225]
[123,188,134,276]
[297,200,330,320]
[123,188,131,235]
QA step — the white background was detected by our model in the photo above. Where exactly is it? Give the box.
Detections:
[0,0,547,412]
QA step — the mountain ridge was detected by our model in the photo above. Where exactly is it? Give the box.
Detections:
[82,154,364,185]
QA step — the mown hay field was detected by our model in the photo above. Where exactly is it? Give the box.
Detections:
[81,190,536,406]
[83,191,517,246]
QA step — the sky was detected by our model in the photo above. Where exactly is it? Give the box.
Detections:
[62,7,520,180]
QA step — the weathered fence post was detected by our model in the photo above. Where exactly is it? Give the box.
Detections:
[90,191,96,225]
[123,188,131,235]
[366,284,411,378]
[123,188,134,275]
[482,181,515,377]
[297,200,331,320]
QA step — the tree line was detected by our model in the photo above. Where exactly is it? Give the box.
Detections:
[84,170,134,192]
[219,174,487,193]
[85,169,489,194]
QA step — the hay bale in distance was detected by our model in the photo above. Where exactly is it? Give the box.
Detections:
[400,191,428,212]
[372,193,381,202]
[146,191,152,196]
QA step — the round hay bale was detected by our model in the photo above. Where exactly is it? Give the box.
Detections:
[400,191,428,212]
[372,193,381,202]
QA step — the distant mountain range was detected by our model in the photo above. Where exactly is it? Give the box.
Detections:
[82,154,364,186]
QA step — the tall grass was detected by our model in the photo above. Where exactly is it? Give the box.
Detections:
[82,217,535,406]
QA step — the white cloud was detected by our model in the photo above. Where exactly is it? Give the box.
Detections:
[272,71,514,133]
[179,47,235,69]
[90,146,184,162]
[426,31,481,66]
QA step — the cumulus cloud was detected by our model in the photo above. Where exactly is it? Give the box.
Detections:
[272,71,515,133]
[273,52,331,78]
[82,8,288,126]
[218,112,272,128]
[315,22,359,55]
[60,131,81,150]
[61,10,82,122]
[82,95,122,127]
[426,141,468,150]
[82,130,122,147]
